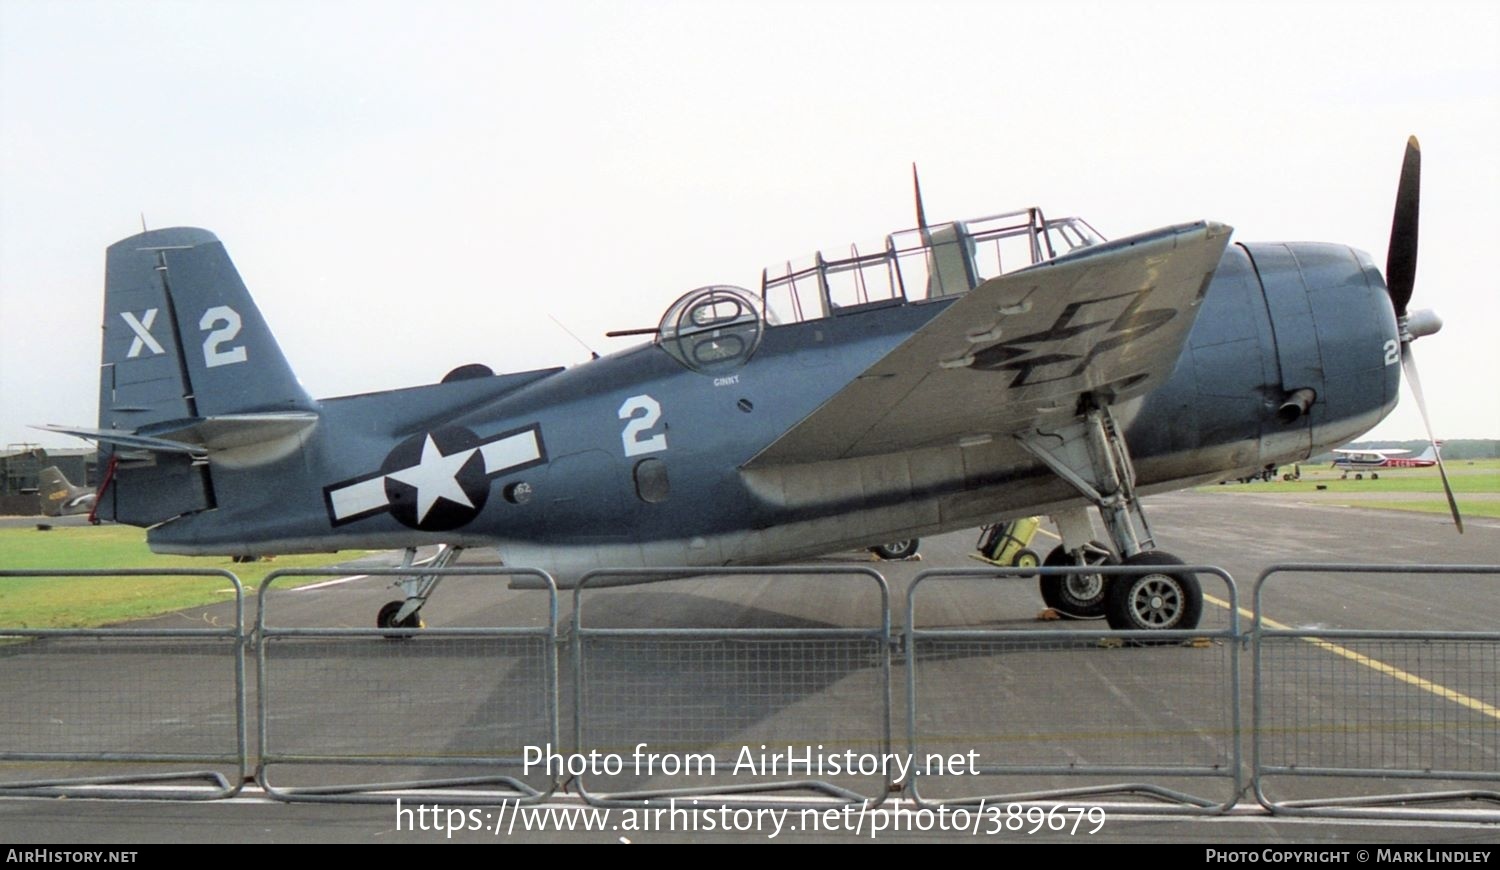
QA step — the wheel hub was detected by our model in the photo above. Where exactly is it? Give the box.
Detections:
[1131,575,1182,627]
[1066,574,1103,599]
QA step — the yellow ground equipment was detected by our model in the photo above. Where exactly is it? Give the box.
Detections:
[973,517,1042,572]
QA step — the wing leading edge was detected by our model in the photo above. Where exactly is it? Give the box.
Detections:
[745,221,1233,467]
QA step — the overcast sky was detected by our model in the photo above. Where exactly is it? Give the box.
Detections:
[3,0,1497,451]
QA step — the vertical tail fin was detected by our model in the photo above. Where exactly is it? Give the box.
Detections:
[100,227,313,430]
[95,227,317,525]
[36,466,92,517]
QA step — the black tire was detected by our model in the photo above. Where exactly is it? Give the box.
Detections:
[1038,543,1116,619]
[871,539,919,560]
[1012,548,1041,578]
[377,600,425,638]
[1104,551,1202,632]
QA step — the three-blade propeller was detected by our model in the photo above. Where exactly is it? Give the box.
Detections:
[1386,136,1463,533]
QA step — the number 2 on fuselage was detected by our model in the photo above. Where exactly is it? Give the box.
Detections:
[619,394,667,457]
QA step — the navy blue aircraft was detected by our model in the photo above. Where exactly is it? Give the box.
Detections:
[44,139,1458,633]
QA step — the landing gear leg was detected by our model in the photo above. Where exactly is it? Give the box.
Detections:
[376,543,464,634]
[1019,401,1201,631]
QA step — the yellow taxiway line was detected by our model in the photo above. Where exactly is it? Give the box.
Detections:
[1203,592,1500,721]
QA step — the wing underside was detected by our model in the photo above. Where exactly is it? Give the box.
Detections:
[746,221,1233,467]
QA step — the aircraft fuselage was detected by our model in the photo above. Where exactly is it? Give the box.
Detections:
[139,239,1399,583]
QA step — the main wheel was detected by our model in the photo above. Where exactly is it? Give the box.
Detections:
[377,600,425,638]
[871,539,919,560]
[1104,551,1202,631]
[1038,543,1116,619]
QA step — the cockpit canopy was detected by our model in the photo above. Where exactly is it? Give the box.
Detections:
[656,284,766,374]
[760,208,1104,325]
[652,208,1104,373]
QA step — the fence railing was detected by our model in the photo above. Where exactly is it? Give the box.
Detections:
[254,566,559,803]
[906,565,1242,813]
[569,567,892,808]
[0,569,247,799]
[2,561,1496,820]
[1252,564,1500,821]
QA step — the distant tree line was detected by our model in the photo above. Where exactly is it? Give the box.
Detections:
[1309,438,1499,462]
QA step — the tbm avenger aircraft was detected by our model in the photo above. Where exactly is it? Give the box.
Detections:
[44,138,1462,634]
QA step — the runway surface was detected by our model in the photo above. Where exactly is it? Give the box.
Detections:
[0,514,94,530]
[2,489,1497,843]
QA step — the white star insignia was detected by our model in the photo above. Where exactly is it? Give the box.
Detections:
[385,435,478,523]
[324,426,545,527]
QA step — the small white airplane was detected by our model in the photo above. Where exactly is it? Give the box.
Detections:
[1331,441,1441,472]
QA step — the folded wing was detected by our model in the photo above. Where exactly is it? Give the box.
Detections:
[747,221,1232,467]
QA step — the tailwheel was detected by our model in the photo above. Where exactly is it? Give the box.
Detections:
[1039,542,1115,619]
[375,543,461,639]
[377,600,425,639]
[1104,551,1202,632]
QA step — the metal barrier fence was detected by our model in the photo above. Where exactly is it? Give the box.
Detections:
[0,569,247,799]
[255,566,559,803]
[1253,564,1500,821]
[4,559,1499,819]
[569,567,893,808]
[906,565,1243,813]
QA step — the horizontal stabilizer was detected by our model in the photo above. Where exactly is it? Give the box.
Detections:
[36,412,318,459]
[36,424,208,458]
[143,412,319,450]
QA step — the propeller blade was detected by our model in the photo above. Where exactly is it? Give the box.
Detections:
[1400,343,1463,533]
[1386,136,1421,318]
